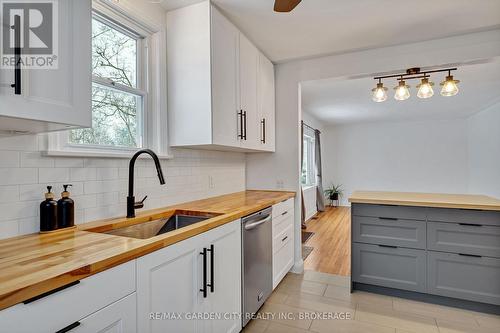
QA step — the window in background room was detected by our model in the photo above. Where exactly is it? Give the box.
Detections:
[70,15,146,149]
[301,132,316,186]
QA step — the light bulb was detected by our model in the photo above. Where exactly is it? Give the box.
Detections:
[417,77,434,99]
[372,82,388,102]
[440,75,460,97]
[394,80,410,101]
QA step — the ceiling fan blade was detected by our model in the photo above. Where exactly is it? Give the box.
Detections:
[274,0,302,12]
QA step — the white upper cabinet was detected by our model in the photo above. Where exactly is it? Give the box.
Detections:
[167,1,275,152]
[0,0,91,135]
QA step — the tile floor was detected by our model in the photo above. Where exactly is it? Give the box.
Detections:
[243,270,500,333]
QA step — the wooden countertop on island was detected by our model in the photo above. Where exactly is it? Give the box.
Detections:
[0,190,295,311]
[349,191,500,211]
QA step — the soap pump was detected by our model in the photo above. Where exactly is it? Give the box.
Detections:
[40,186,58,232]
[57,184,74,229]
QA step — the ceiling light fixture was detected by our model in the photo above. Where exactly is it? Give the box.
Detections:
[416,76,434,99]
[372,67,459,102]
[372,79,388,103]
[440,70,460,97]
[394,77,410,101]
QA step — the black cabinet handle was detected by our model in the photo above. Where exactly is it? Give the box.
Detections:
[282,235,288,242]
[378,217,398,221]
[24,280,80,305]
[378,244,397,248]
[207,244,214,293]
[237,110,244,139]
[261,118,266,143]
[200,248,207,298]
[281,211,288,216]
[459,223,483,227]
[55,321,81,333]
[243,111,247,140]
[10,14,21,95]
[459,253,482,258]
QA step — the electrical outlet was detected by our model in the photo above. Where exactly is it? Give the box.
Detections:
[208,175,215,189]
[276,180,284,189]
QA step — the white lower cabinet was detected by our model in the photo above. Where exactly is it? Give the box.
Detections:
[74,293,137,333]
[272,198,295,289]
[137,219,242,333]
[0,261,136,333]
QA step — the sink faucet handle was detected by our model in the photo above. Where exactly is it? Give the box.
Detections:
[134,195,148,209]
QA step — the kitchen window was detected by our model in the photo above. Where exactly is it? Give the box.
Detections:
[47,3,169,158]
[70,16,145,149]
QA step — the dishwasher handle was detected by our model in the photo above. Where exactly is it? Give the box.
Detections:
[244,216,271,230]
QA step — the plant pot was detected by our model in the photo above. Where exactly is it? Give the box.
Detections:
[330,193,339,201]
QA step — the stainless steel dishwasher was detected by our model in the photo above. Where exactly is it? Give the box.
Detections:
[242,206,273,327]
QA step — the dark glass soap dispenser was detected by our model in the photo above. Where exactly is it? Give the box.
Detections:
[40,186,58,232]
[57,184,74,228]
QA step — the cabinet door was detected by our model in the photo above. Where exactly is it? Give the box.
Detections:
[239,34,259,150]
[352,243,427,292]
[257,53,275,152]
[427,251,500,305]
[211,6,240,148]
[74,293,136,333]
[204,220,242,333]
[0,0,91,132]
[137,233,206,333]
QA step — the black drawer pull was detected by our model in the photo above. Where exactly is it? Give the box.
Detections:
[378,217,398,221]
[55,321,81,333]
[378,244,397,248]
[282,235,288,242]
[459,253,482,258]
[281,211,288,216]
[458,223,483,227]
[23,280,80,305]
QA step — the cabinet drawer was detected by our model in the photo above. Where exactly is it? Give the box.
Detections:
[352,243,426,292]
[352,203,426,221]
[427,251,500,305]
[273,234,294,289]
[428,222,500,258]
[0,261,136,333]
[273,210,294,236]
[273,224,293,254]
[273,198,294,218]
[352,216,426,249]
[427,208,500,226]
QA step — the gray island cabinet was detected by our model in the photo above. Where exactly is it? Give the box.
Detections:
[349,191,500,313]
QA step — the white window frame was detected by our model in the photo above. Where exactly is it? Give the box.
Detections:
[302,133,316,187]
[46,0,170,158]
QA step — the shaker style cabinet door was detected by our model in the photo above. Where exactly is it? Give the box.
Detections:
[0,0,91,133]
[136,232,206,333]
[257,52,275,151]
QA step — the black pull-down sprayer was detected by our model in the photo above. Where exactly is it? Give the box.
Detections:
[127,149,165,218]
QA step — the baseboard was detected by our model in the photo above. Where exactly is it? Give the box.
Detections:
[291,259,304,274]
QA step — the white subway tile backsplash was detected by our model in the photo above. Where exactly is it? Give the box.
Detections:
[0,168,38,185]
[0,140,245,238]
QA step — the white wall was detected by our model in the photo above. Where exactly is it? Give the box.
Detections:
[246,29,500,273]
[468,102,500,199]
[322,119,470,206]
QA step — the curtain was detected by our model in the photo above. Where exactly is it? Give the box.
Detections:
[314,129,325,211]
[300,121,306,229]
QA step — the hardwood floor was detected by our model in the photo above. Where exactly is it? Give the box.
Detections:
[303,206,351,276]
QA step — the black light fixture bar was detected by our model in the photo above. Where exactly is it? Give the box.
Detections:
[374,67,457,81]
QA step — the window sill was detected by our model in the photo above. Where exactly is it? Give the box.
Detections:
[302,185,317,191]
[43,149,173,159]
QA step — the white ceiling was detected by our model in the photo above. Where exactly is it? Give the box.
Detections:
[301,61,500,125]
[160,0,500,62]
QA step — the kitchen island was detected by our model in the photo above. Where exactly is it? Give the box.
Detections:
[349,191,500,314]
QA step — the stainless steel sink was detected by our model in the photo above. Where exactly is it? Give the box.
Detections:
[101,211,219,239]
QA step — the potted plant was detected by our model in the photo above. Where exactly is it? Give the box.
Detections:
[324,183,344,204]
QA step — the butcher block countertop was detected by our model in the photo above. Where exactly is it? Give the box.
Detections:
[349,191,500,211]
[0,190,295,311]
